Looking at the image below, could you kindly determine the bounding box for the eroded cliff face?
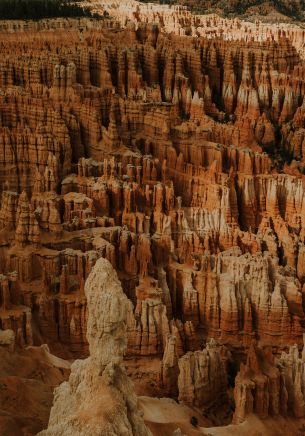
[86,1,305,58]
[0,3,305,432]
[233,338,305,424]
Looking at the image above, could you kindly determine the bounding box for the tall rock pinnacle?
[39,257,152,436]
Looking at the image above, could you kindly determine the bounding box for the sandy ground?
[139,396,210,435]
[139,397,305,436]
[205,414,305,436]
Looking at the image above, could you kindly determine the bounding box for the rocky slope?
[0,329,70,435]
[0,2,305,434]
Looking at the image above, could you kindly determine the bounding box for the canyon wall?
[0,3,304,430]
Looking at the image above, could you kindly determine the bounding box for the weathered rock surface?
[178,339,229,412]
[233,337,305,424]
[160,334,180,396]
[0,2,305,431]
[0,19,304,354]
[39,257,151,436]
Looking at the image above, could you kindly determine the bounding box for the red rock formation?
[178,339,229,412]
[233,339,305,424]
[233,343,283,423]
[160,334,180,397]
[0,5,304,431]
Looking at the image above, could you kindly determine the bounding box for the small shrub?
[190,416,198,427]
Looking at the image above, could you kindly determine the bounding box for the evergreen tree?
[0,0,98,20]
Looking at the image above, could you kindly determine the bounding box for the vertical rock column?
[39,258,152,436]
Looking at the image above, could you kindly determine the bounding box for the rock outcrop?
[0,13,304,358]
[0,2,305,431]
[233,338,305,424]
[39,257,151,436]
[233,342,283,423]
[178,339,228,412]
[160,334,180,397]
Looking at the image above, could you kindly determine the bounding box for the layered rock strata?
[87,1,305,57]
[178,339,229,411]
[233,338,305,423]
[0,18,305,356]
[0,4,304,429]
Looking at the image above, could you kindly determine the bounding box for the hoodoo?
[39,257,151,436]
[0,0,305,434]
